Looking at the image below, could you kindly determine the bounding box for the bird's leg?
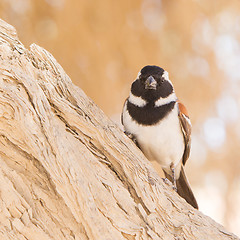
[170,163,177,192]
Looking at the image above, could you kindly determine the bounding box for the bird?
[121,65,198,209]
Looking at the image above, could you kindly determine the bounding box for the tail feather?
[164,166,198,209]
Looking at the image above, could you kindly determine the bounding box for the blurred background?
[1,0,240,236]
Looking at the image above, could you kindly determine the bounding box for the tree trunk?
[0,19,238,240]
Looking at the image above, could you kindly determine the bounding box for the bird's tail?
[164,166,198,209]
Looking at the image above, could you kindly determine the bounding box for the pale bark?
[0,19,238,240]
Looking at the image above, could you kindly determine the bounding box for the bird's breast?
[123,104,185,172]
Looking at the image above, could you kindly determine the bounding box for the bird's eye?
[160,77,164,83]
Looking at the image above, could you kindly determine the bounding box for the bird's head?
[131,65,174,103]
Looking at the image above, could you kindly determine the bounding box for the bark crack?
[1,134,58,195]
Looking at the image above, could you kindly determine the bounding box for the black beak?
[145,76,157,90]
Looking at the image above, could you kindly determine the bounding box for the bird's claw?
[162,178,177,192]
[124,131,140,147]
[162,177,172,186]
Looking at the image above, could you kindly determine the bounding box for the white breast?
[122,103,184,174]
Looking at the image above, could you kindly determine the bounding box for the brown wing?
[177,100,192,166]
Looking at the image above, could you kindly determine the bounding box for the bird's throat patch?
[127,101,176,125]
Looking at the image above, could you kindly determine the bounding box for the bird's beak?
[145,76,157,90]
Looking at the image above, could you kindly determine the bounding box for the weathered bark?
[0,19,238,240]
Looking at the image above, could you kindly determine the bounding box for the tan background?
[1,0,240,236]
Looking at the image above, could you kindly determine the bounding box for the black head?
[131,65,174,103]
